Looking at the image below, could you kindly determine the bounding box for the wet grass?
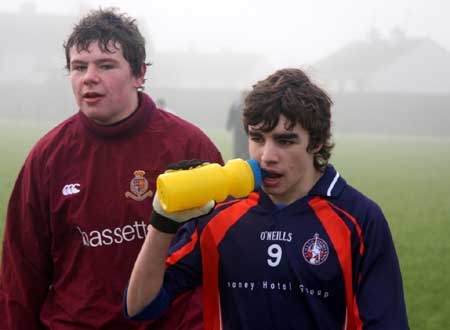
[1,120,449,329]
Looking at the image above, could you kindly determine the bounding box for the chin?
[262,186,279,195]
[82,111,108,123]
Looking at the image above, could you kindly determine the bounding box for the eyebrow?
[273,132,299,140]
[248,130,299,140]
[248,129,261,135]
[70,58,119,66]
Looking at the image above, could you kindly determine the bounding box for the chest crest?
[125,170,153,201]
[302,233,329,265]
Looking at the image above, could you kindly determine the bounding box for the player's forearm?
[126,225,174,317]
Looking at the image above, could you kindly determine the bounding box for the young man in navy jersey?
[0,8,222,330]
[125,68,409,329]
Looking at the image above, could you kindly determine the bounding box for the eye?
[249,135,263,143]
[71,64,87,72]
[278,139,294,146]
[100,63,114,70]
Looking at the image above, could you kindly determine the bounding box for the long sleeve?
[0,150,52,330]
[355,205,409,330]
[139,120,222,330]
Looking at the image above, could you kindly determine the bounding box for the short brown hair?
[64,8,146,77]
[243,68,334,171]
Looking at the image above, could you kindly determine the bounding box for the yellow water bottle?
[157,159,262,212]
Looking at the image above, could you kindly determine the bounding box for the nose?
[260,141,278,165]
[83,65,100,85]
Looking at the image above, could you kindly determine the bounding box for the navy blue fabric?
[137,165,409,329]
[123,285,170,321]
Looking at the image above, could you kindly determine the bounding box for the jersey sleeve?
[0,150,52,329]
[185,129,224,166]
[154,133,220,330]
[123,285,171,321]
[126,122,220,329]
[355,204,409,329]
[124,220,204,328]
[164,220,203,296]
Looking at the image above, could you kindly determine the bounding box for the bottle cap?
[246,159,262,189]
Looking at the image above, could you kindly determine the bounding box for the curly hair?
[64,8,146,77]
[243,68,334,172]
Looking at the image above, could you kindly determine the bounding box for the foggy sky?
[1,0,449,66]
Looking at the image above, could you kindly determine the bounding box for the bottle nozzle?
[246,159,262,189]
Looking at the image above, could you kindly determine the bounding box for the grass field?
[1,118,449,329]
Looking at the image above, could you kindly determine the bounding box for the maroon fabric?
[0,92,222,329]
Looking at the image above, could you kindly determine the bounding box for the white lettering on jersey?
[225,279,331,299]
[260,231,293,242]
[262,281,292,291]
[226,281,255,291]
[299,284,329,298]
[62,183,81,196]
[76,221,148,247]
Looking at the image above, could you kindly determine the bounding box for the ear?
[134,64,147,87]
[139,63,147,78]
[310,143,323,154]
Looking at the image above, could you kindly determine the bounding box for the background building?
[313,28,450,136]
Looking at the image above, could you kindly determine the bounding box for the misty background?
[1,0,450,139]
[2,3,450,329]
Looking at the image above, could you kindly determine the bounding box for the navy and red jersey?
[130,165,409,329]
[0,92,223,330]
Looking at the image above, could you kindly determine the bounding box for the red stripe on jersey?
[166,229,199,267]
[328,202,365,329]
[216,198,240,208]
[200,193,259,330]
[308,196,363,330]
[329,202,365,256]
[171,290,196,306]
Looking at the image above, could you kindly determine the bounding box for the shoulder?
[144,98,222,162]
[314,165,387,229]
[173,195,258,248]
[13,115,80,187]
[27,114,79,162]
[318,165,383,218]
[340,183,382,213]
[141,94,207,139]
[200,195,259,227]
[153,109,210,138]
[331,182,388,234]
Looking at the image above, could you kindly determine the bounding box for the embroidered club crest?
[302,233,329,265]
[125,170,153,201]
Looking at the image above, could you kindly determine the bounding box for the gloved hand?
[150,159,215,234]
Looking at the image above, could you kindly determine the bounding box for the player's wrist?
[150,211,182,234]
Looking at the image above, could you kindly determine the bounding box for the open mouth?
[262,172,282,187]
[261,168,282,178]
[83,92,103,99]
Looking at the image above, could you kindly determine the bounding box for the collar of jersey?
[308,164,346,198]
[78,92,153,138]
[254,164,346,210]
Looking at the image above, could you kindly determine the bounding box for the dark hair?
[64,8,146,77]
[243,68,334,172]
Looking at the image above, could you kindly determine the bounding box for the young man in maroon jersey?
[0,8,222,330]
[124,68,409,329]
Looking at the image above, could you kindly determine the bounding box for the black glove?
[165,159,208,171]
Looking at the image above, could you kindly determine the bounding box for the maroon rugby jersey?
[0,92,223,329]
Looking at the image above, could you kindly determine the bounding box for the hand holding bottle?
[150,159,216,233]
[157,158,262,213]
[150,158,262,233]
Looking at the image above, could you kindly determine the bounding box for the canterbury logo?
[62,183,81,196]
